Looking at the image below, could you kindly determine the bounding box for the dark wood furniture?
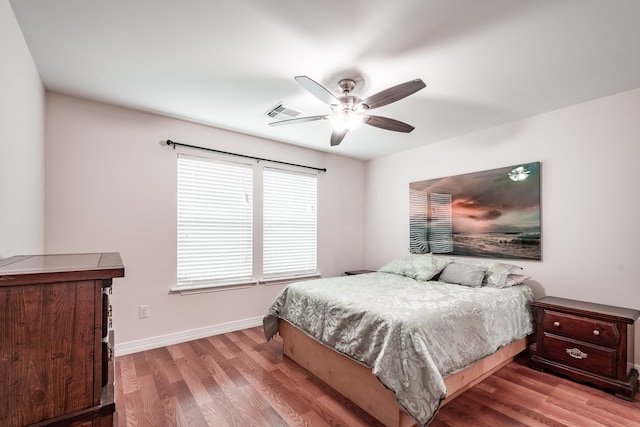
[531,296,639,400]
[0,253,124,427]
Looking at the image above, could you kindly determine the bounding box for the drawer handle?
[566,347,588,360]
[553,321,560,327]
[593,330,600,336]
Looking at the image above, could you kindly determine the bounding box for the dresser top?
[0,253,124,286]
[533,296,640,324]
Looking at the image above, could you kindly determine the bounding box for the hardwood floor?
[115,326,640,426]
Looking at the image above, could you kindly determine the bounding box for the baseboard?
[114,315,264,356]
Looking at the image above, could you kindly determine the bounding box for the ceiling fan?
[269,75,426,146]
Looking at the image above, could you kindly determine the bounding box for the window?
[177,154,253,288]
[176,154,318,290]
[263,167,317,279]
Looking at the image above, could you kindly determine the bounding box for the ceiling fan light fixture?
[269,75,426,146]
[330,110,363,131]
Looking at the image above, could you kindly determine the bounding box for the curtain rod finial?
[160,140,173,146]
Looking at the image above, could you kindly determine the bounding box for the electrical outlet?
[139,305,149,318]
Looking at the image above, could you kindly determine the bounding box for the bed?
[263,255,535,426]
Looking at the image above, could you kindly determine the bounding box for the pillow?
[483,262,524,288]
[380,254,451,281]
[438,262,488,287]
[502,273,531,288]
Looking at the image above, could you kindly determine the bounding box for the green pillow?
[380,254,451,281]
[483,263,524,288]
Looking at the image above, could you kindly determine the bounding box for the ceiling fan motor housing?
[332,95,362,112]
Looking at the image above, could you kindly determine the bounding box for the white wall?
[45,93,365,352]
[364,88,640,364]
[0,0,45,257]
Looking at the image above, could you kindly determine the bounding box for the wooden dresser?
[0,253,124,427]
[531,296,639,400]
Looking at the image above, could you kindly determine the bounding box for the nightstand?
[345,270,375,275]
[531,296,639,400]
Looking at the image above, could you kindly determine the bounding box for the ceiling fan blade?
[361,79,426,110]
[269,115,328,126]
[330,129,348,146]
[363,115,415,133]
[295,76,340,106]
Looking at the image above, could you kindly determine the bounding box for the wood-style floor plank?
[116,326,640,427]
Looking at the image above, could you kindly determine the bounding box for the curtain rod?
[162,140,327,173]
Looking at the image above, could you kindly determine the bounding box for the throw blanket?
[264,272,534,426]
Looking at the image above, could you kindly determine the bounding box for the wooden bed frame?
[279,319,528,427]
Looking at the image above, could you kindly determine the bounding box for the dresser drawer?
[543,310,619,348]
[541,334,617,378]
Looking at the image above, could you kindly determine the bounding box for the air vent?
[265,103,303,119]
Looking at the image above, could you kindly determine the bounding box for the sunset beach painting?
[410,162,541,260]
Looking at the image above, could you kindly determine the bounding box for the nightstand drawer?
[532,296,639,400]
[542,334,617,378]
[543,310,619,348]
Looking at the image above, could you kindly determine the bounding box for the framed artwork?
[410,162,541,260]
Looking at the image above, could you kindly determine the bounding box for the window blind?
[428,192,453,253]
[409,188,429,254]
[263,167,317,279]
[177,154,253,288]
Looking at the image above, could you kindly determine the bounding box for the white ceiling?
[10,0,640,160]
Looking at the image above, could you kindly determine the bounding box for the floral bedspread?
[264,272,534,426]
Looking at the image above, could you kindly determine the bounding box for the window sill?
[169,273,321,294]
[169,281,257,295]
[259,273,321,286]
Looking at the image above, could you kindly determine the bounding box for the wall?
[45,93,365,353]
[0,0,45,257]
[364,88,640,365]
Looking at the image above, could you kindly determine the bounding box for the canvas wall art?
[410,162,541,260]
